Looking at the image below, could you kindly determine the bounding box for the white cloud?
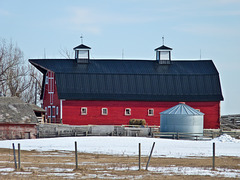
[60,6,155,34]
[0,9,11,16]
[175,24,240,37]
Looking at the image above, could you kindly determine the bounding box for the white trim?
[125,108,131,116]
[45,76,49,84]
[51,106,56,118]
[101,108,108,115]
[60,102,62,119]
[56,106,59,116]
[81,107,87,115]
[148,108,154,116]
[47,106,51,118]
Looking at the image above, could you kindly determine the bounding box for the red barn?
[29,43,223,129]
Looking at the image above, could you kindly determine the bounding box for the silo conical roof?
[160,103,204,115]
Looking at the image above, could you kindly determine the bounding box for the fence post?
[138,143,141,171]
[75,141,78,169]
[12,143,17,170]
[212,142,215,170]
[18,143,21,170]
[146,142,155,170]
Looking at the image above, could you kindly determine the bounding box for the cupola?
[73,44,91,63]
[155,45,172,65]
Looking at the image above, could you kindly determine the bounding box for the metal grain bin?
[160,103,204,139]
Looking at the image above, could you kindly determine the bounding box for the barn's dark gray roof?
[155,45,173,51]
[73,44,91,50]
[0,97,38,124]
[29,59,224,102]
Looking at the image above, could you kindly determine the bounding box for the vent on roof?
[73,44,91,64]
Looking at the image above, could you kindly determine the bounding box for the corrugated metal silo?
[160,103,204,138]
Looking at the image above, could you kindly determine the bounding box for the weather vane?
[162,36,164,45]
[80,35,83,44]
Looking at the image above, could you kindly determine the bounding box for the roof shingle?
[29,59,224,102]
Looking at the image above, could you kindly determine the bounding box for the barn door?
[51,106,56,123]
[47,106,56,123]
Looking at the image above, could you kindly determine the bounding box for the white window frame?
[148,108,154,116]
[81,107,87,115]
[50,93,53,105]
[56,106,59,116]
[102,108,108,115]
[48,71,54,93]
[125,108,131,116]
[48,106,51,118]
[45,76,48,84]
[52,106,56,118]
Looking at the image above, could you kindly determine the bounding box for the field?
[0,148,239,179]
[0,135,239,179]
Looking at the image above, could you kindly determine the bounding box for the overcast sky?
[1,0,240,115]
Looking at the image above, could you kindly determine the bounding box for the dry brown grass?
[0,148,239,179]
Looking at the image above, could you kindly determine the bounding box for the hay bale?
[129,119,146,125]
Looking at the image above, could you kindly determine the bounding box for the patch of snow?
[148,166,240,178]
[41,167,73,172]
[0,168,14,172]
[46,172,76,177]
[212,134,240,143]
[0,136,240,158]
[14,171,33,175]
[8,104,18,113]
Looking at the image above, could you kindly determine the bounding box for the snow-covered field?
[0,134,239,179]
[0,134,239,158]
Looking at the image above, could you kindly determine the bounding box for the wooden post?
[75,141,78,169]
[12,143,17,170]
[146,142,155,170]
[212,142,215,170]
[18,143,21,170]
[138,143,141,171]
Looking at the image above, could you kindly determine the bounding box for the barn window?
[81,107,87,115]
[56,106,59,116]
[45,76,48,84]
[48,71,54,93]
[148,109,154,116]
[102,108,108,115]
[125,108,131,116]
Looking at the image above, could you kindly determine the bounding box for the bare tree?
[0,38,42,104]
[59,47,73,59]
[0,38,25,96]
[21,64,42,104]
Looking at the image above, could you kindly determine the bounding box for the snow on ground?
[0,134,239,158]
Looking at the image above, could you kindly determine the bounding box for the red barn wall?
[62,100,220,129]
[42,71,60,123]
[0,124,37,140]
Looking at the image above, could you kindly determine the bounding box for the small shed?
[0,97,38,140]
[30,104,46,123]
[160,103,204,138]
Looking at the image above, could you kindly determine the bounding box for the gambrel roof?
[29,59,223,102]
